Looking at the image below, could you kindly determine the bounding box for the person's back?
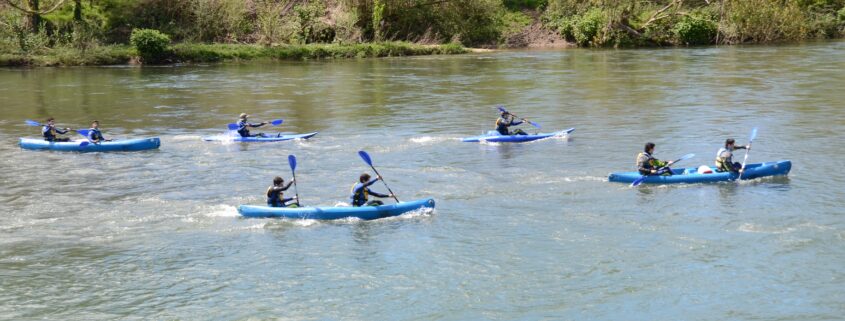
[42,118,69,142]
[267,176,295,207]
[636,142,671,175]
[715,138,746,172]
[495,112,526,136]
[350,173,389,207]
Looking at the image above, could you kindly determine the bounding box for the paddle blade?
[25,119,41,126]
[527,120,541,129]
[288,154,297,171]
[76,129,90,138]
[79,141,89,147]
[271,119,284,126]
[227,123,238,130]
[631,176,647,187]
[676,153,696,163]
[497,106,508,113]
[358,150,373,166]
[749,127,758,142]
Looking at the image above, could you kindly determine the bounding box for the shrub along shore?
[1,0,843,67]
[0,42,468,67]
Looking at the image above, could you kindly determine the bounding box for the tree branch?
[3,0,67,15]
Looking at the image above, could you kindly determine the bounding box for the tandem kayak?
[238,198,435,220]
[462,128,575,143]
[202,132,318,142]
[19,137,160,152]
[608,160,791,185]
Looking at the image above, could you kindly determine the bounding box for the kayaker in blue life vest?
[87,120,111,143]
[42,117,71,142]
[715,138,749,173]
[636,142,674,176]
[237,113,268,138]
[495,111,528,136]
[267,176,297,207]
[350,173,393,207]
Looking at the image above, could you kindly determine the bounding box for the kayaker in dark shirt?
[636,142,674,175]
[495,111,528,136]
[350,173,393,207]
[42,117,71,142]
[237,113,268,138]
[267,176,297,207]
[87,120,111,144]
[715,138,749,173]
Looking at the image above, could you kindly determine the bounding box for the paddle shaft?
[368,165,400,203]
[739,142,754,180]
[290,170,301,206]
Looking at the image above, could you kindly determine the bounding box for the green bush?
[673,15,717,45]
[573,9,605,46]
[130,28,170,63]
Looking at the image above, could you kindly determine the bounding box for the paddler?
[87,120,111,143]
[350,173,393,207]
[637,142,674,176]
[42,117,71,142]
[495,111,528,136]
[236,113,268,138]
[267,176,297,207]
[715,138,749,173]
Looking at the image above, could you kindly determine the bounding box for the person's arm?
[281,181,293,190]
[363,178,379,188]
[510,119,524,126]
[369,190,389,198]
[56,128,69,134]
[735,145,747,150]
[249,122,267,128]
[282,197,295,203]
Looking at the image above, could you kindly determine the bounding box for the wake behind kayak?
[462,128,574,143]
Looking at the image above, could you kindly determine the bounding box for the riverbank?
[0,42,467,67]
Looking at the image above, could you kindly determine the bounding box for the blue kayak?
[462,128,575,143]
[19,137,160,152]
[238,198,435,220]
[202,132,318,142]
[608,160,792,184]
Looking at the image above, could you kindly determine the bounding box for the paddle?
[288,154,301,206]
[631,153,696,187]
[497,106,541,129]
[738,127,758,180]
[25,120,89,147]
[357,150,400,203]
[227,119,284,131]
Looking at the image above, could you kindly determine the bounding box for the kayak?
[202,132,318,142]
[462,128,575,143]
[19,137,160,152]
[608,160,792,185]
[238,198,435,220]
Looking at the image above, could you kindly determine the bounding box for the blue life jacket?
[267,185,283,207]
[42,125,56,141]
[88,128,105,142]
[237,120,250,137]
[350,183,370,207]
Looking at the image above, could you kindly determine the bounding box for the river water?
[1,41,844,320]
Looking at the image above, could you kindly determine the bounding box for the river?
[1,41,844,320]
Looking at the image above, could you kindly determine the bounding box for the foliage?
[130,28,170,63]
[573,8,605,46]
[673,14,717,45]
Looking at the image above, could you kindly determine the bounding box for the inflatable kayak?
[238,198,435,220]
[19,137,160,152]
[462,128,575,143]
[202,132,318,142]
[608,160,791,185]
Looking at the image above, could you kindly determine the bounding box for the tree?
[2,0,67,32]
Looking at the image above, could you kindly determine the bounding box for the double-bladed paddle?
[497,106,541,129]
[25,119,89,147]
[631,153,696,187]
[738,127,758,180]
[227,119,284,131]
[357,150,400,203]
[288,154,301,206]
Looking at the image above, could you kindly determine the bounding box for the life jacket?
[495,116,511,135]
[42,125,57,141]
[88,128,104,141]
[237,120,250,137]
[714,147,733,171]
[267,185,284,207]
[637,152,661,169]
[350,183,369,207]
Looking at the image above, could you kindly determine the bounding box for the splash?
[205,204,240,217]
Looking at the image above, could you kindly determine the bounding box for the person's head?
[644,142,655,153]
[239,113,249,120]
[725,138,735,149]
[359,173,371,183]
[501,111,510,117]
[273,176,283,185]
[46,117,55,125]
[91,120,99,129]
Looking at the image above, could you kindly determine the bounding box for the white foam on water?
[737,223,796,234]
[171,135,203,141]
[409,136,457,145]
[205,204,240,217]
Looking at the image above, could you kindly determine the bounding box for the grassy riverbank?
[0,42,467,67]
